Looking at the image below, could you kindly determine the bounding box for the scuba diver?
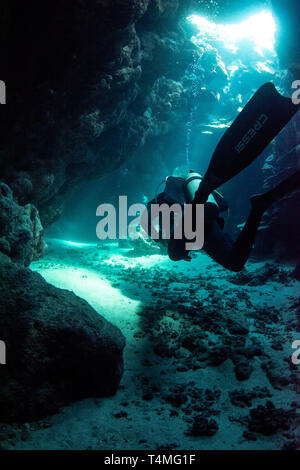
[148,83,300,272]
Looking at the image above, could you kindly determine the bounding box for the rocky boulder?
[0,253,125,422]
[0,182,44,266]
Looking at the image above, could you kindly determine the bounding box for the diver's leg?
[224,206,264,271]
[168,209,263,270]
[203,219,238,271]
[222,170,300,271]
[250,170,300,212]
[170,171,300,269]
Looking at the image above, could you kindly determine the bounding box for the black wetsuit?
[159,176,264,272]
[152,170,300,272]
[202,204,263,272]
[202,169,300,271]
[166,201,264,272]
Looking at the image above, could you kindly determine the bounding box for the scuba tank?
[146,170,229,252]
[184,170,219,221]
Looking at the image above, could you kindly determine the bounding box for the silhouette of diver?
[151,83,300,271]
[167,170,300,271]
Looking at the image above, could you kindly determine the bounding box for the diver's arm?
[168,238,191,262]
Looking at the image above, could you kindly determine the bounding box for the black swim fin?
[194,83,300,203]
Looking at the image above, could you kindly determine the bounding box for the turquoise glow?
[188,11,276,54]
[60,240,98,248]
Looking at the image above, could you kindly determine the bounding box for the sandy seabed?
[2,238,300,450]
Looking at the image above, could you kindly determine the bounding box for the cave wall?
[256,72,300,260]
[1,0,193,228]
[254,0,300,260]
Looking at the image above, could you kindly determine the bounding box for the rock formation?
[0,252,125,422]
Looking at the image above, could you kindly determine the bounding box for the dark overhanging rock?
[0,1,199,230]
[2,0,152,226]
[0,252,125,422]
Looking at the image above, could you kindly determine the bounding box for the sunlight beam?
[187,11,276,54]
